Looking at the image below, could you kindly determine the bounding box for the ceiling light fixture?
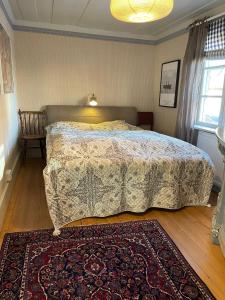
[110,0,174,23]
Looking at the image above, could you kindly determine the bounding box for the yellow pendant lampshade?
[110,0,174,23]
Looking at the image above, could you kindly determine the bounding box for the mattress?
[43,121,214,231]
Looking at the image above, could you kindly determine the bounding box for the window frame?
[196,60,225,129]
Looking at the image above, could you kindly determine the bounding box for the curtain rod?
[189,11,225,28]
[207,11,225,22]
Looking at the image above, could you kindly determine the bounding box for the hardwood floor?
[1,158,225,299]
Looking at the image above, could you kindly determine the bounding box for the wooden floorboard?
[0,158,225,299]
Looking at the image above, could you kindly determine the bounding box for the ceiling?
[2,0,225,43]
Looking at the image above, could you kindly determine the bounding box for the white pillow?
[47,120,141,132]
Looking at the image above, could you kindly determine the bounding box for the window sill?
[194,124,216,134]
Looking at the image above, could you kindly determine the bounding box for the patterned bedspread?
[43,122,214,230]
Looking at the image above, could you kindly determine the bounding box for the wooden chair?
[18,110,47,160]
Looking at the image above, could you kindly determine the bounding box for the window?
[197,59,225,128]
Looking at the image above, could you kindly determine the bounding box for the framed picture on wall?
[0,23,14,94]
[159,60,180,108]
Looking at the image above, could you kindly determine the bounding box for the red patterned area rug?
[0,220,214,299]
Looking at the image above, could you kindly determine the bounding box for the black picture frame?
[159,59,180,108]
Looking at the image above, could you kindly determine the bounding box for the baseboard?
[0,152,21,230]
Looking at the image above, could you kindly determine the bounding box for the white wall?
[15,31,155,112]
[14,31,189,137]
[0,7,19,227]
[153,33,188,136]
[13,31,199,138]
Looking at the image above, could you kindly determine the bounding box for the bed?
[43,105,214,234]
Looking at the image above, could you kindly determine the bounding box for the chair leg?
[39,139,45,159]
[43,138,47,159]
[23,139,28,162]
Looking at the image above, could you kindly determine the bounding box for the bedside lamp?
[88,93,98,106]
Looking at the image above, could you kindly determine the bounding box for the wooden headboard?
[45,105,138,125]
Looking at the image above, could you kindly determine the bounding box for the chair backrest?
[18,110,46,137]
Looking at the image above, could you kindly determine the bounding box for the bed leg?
[53,229,61,236]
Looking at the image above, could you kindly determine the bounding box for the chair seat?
[21,135,46,140]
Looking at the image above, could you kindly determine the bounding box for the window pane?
[202,68,225,96]
[205,59,225,68]
[198,97,222,125]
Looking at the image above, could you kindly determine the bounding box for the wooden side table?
[137,112,154,130]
